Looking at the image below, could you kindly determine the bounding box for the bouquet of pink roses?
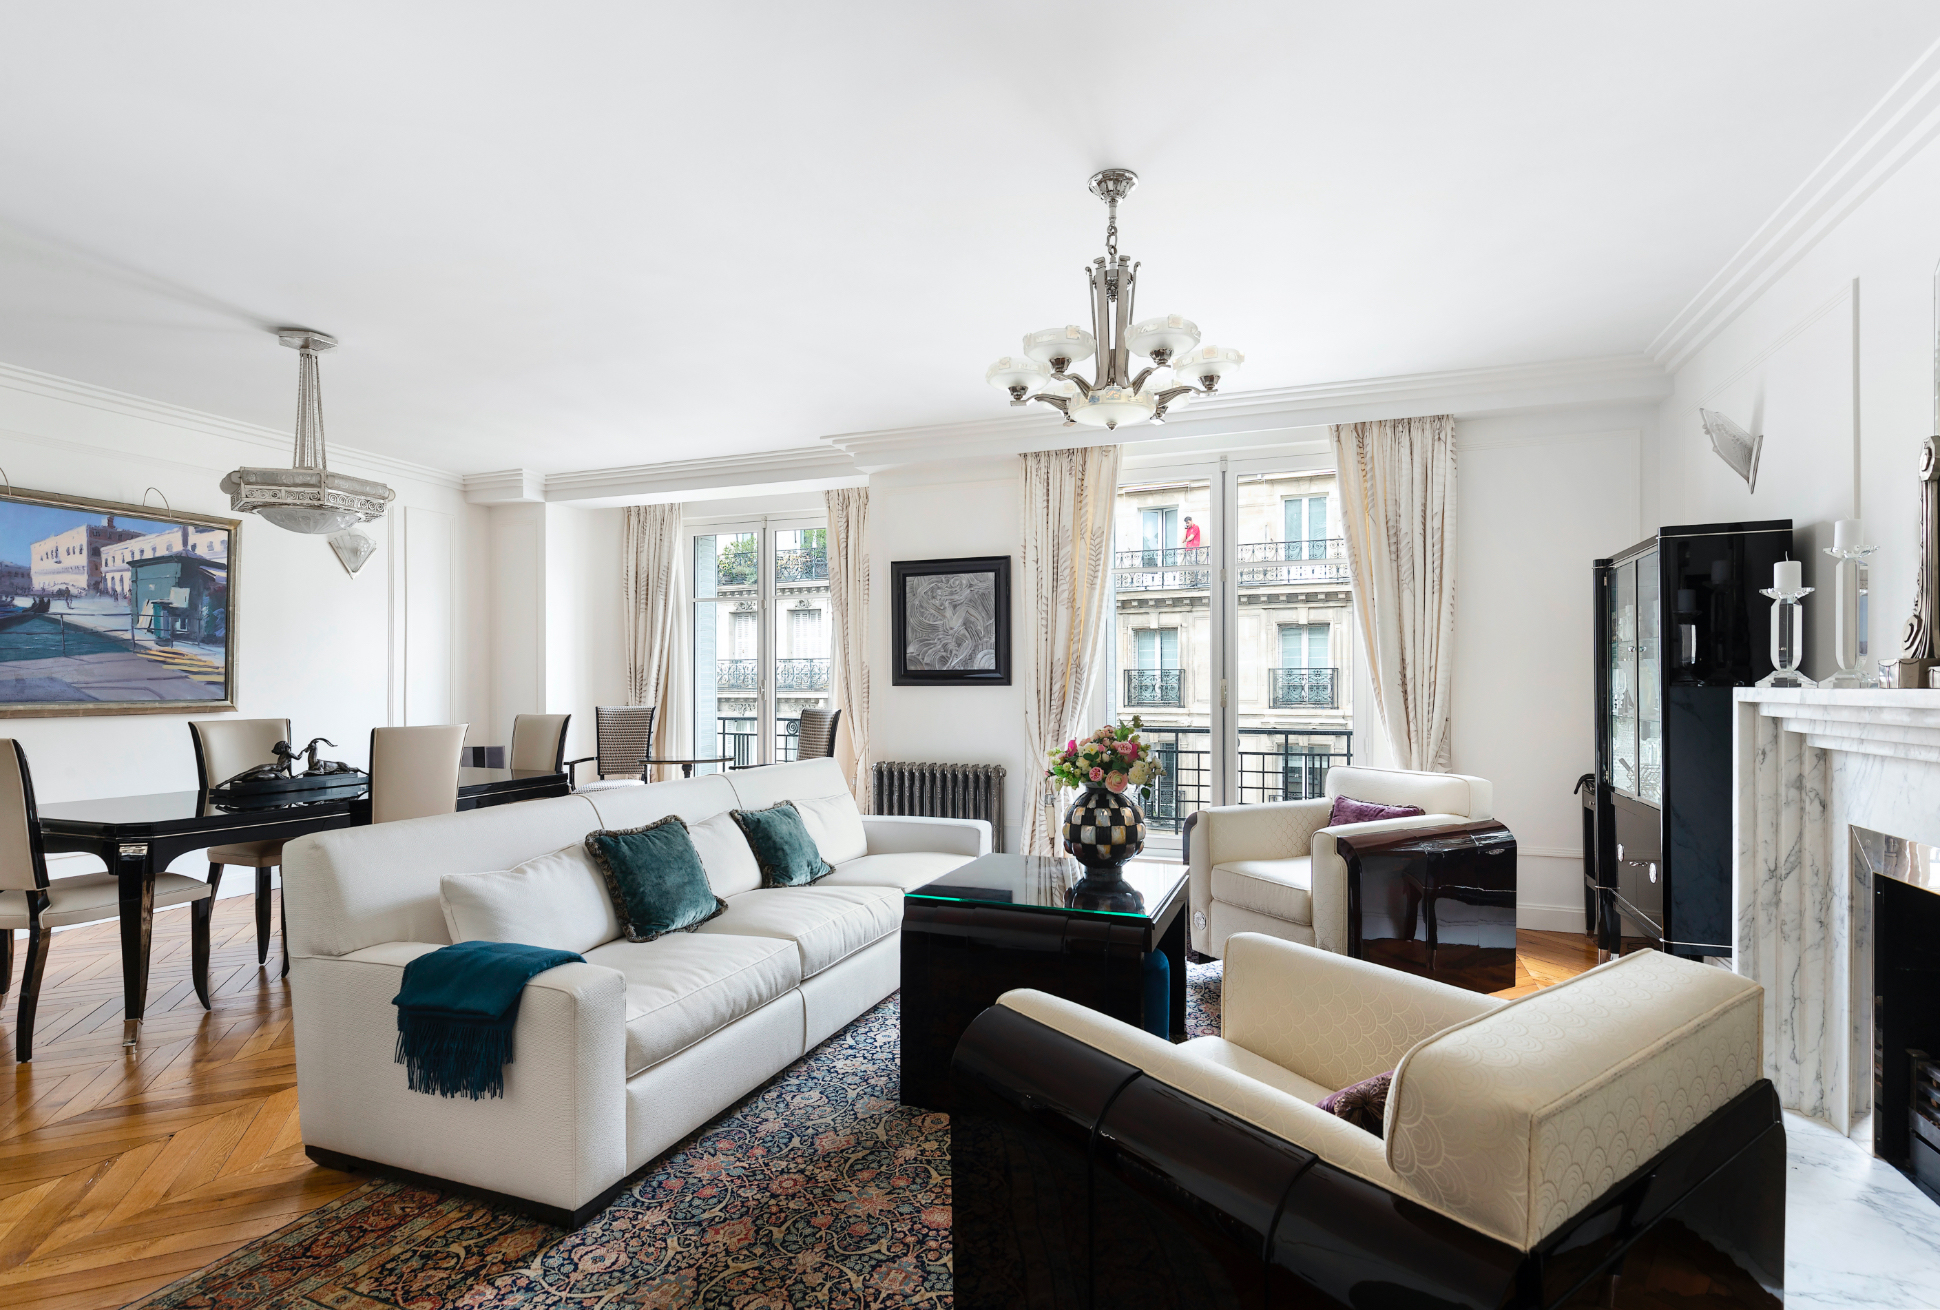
[1046,715,1164,796]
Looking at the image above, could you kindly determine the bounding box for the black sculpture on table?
[223,740,305,785]
[300,738,361,775]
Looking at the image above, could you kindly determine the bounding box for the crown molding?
[0,358,463,489]
[539,445,865,507]
[463,469,546,504]
[1649,38,1940,374]
[822,355,1669,471]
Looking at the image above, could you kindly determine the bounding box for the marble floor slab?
[1786,1112,1940,1307]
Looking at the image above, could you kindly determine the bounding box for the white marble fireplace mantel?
[1734,687,1940,1134]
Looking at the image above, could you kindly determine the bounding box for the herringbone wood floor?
[0,894,359,1310]
[0,895,1598,1310]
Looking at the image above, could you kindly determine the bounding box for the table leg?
[115,842,156,1046]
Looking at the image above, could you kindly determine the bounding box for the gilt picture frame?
[891,555,1011,686]
[0,485,239,717]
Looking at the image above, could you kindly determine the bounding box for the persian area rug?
[131,964,1224,1309]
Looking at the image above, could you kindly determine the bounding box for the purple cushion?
[1328,795,1426,826]
[1316,1070,1394,1137]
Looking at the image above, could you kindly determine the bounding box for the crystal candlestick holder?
[1822,542,1877,688]
[1757,584,1816,688]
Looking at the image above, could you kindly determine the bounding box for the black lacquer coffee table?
[899,853,1188,1112]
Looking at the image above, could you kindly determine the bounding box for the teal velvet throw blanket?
[392,940,583,1100]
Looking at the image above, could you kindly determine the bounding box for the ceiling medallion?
[220,329,396,535]
[986,169,1244,431]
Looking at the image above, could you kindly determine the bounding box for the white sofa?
[282,757,987,1226]
[1184,764,1492,958]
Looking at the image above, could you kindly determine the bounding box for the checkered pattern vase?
[1061,786,1147,870]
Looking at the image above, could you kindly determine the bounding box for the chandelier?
[220,329,395,535]
[985,169,1243,430]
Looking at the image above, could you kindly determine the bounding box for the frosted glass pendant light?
[984,170,1244,430]
[220,330,395,535]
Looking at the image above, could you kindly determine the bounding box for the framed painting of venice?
[0,485,239,716]
[891,555,1011,686]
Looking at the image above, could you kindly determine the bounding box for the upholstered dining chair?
[0,739,214,1061]
[368,725,469,824]
[566,705,655,791]
[795,707,842,761]
[191,718,291,967]
[509,713,571,775]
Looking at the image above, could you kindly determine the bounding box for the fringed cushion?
[731,800,833,887]
[585,815,728,943]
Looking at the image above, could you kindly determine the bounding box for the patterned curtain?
[622,504,685,782]
[824,487,872,810]
[1020,445,1123,854]
[1330,415,1458,771]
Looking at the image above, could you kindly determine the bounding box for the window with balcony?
[692,519,829,770]
[1113,465,1355,839]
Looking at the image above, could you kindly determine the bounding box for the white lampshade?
[1066,385,1157,431]
[1023,325,1096,369]
[986,355,1050,394]
[1173,345,1244,389]
[1126,314,1200,361]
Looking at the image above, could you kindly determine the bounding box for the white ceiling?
[0,2,1933,476]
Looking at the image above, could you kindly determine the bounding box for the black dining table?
[35,767,570,1043]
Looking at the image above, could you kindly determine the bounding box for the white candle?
[1775,559,1803,592]
[1834,519,1862,550]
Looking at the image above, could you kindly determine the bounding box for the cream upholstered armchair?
[1184,764,1492,959]
[952,934,1783,1307]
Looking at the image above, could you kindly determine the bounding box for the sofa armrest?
[1387,948,1764,1249]
[1187,799,1332,954]
[862,814,991,857]
[1308,811,1470,954]
[291,942,628,1215]
[1219,933,1500,1089]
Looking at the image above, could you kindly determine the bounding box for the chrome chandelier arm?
[1129,366,1158,395]
[1051,372,1092,398]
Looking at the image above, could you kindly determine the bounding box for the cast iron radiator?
[871,762,1007,852]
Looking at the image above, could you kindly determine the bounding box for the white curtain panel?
[622,503,685,783]
[824,487,872,810]
[1330,415,1458,772]
[1019,444,1123,854]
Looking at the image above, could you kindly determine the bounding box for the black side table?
[900,853,1188,1111]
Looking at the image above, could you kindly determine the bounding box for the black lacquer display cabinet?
[1589,520,1791,957]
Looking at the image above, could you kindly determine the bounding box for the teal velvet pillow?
[584,816,727,943]
[730,800,832,888]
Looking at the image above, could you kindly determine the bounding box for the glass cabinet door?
[1608,560,1639,796]
[1636,550,1662,804]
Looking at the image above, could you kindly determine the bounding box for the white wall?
[544,503,627,766]
[0,364,480,893]
[1451,412,1648,929]
[866,459,1032,854]
[1652,125,1940,679]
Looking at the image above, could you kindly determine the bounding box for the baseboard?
[1517,901,1587,932]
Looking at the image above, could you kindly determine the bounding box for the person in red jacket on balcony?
[1181,516,1201,550]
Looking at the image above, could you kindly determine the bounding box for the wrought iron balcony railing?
[776,547,828,583]
[1115,568,1212,592]
[1237,560,1350,587]
[1114,546,1209,568]
[1238,537,1345,562]
[1270,666,1339,707]
[1124,668,1183,706]
[717,657,831,691]
[1129,726,1354,833]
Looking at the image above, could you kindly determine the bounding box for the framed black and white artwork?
[891,555,1011,686]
